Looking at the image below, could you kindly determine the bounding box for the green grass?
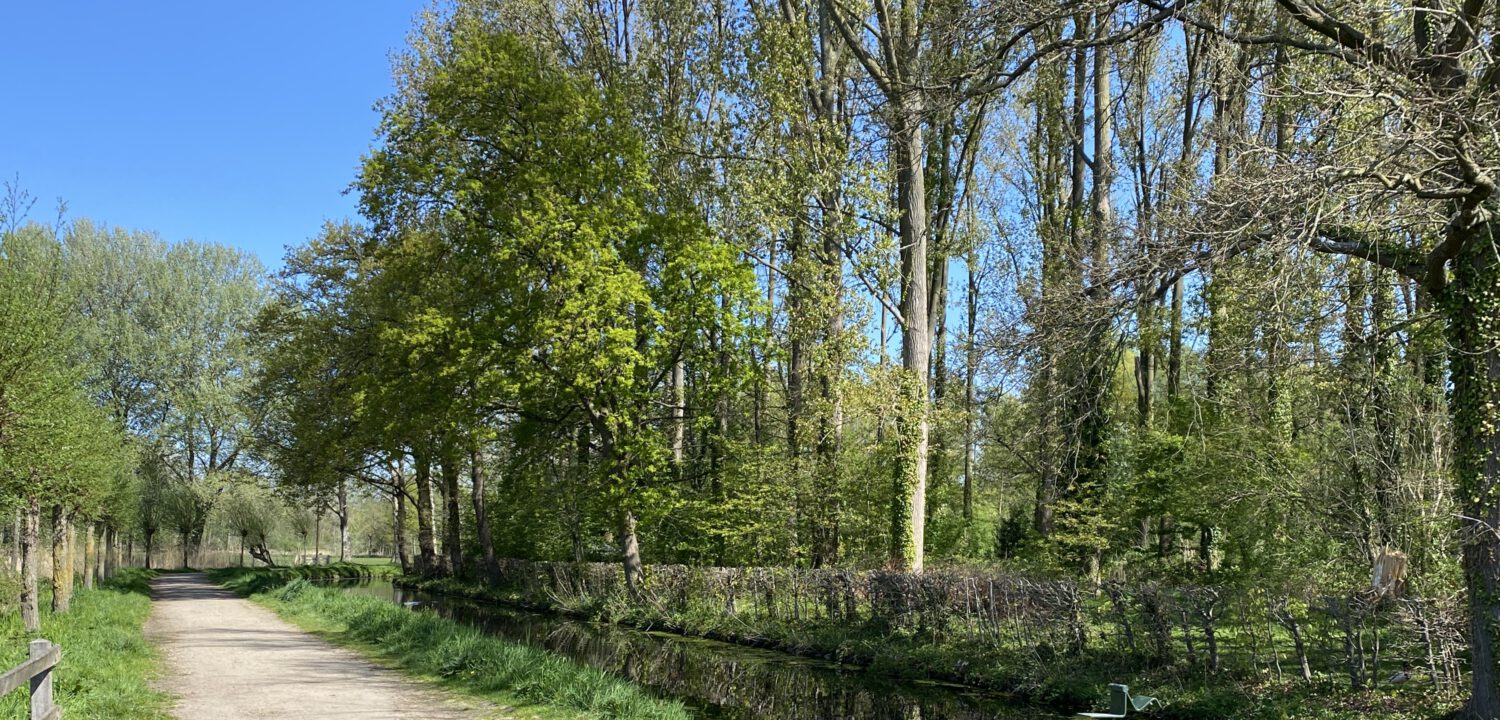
[214,568,689,720]
[0,569,170,720]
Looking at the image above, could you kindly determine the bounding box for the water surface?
[339,580,1060,720]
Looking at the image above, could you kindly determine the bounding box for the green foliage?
[0,569,169,720]
[0,222,132,529]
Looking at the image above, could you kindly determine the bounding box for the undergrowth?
[0,568,169,720]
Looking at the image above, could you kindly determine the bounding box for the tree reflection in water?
[339,581,1055,720]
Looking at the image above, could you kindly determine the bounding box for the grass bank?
[210,567,689,720]
[212,561,396,595]
[399,574,1455,720]
[0,568,169,720]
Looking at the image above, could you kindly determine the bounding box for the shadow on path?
[144,572,494,720]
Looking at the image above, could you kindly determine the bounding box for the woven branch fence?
[487,558,1468,689]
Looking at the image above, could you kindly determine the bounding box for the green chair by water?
[1077,683,1157,718]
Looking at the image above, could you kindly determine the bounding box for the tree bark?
[963,246,979,522]
[890,97,931,573]
[144,529,154,570]
[619,505,644,600]
[20,497,39,632]
[671,360,686,465]
[394,483,410,575]
[1446,236,1500,720]
[572,425,590,563]
[439,438,463,576]
[100,526,111,579]
[338,478,351,563]
[83,522,96,590]
[50,506,69,613]
[471,440,498,583]
[413,447,439,576]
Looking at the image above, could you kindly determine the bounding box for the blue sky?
[0,2,423,271]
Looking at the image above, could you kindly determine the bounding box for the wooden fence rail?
[0,640,61,720]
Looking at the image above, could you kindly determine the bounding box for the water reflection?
[338,580,1058,720]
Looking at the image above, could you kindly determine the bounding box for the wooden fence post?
[29,639,57,720]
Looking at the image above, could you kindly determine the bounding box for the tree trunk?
[573,425,590,563]
[671,360,686,465]
[144,529,154,570]
[1447,237,1500,720]
[414,448,438,576]
[64,514,75,600]
[83,522,96,590]
[1167,278,1183,401]
[755,242,775,447]
[338,478,351,563]
[99,526,110,580]
[787,222,810,564]
[595,421,645,598]
[712,298,730,567]
[50,506,69,613]
[20,498,39,632]
[891,100,930,573]
[394,485,411,575]
[620,506,644,600]
[1032,73,1065,538]
[963,245,979,522]
[471,441,498,583]
[439,442,463,577]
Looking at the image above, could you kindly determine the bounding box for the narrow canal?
[338,580,1061,720]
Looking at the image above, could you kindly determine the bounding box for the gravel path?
[145,572,495,720]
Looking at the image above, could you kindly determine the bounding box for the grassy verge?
[210,568,689,720]
[211,561,396,595]
[0,568,169,720]
[399,575,1455,720]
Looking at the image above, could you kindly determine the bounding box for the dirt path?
[145,572,496,720]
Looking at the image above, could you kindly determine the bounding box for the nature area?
[4,1,1500,719]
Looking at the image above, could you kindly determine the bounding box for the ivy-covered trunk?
[891,101,930,573]
[1447,235,1500,720]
